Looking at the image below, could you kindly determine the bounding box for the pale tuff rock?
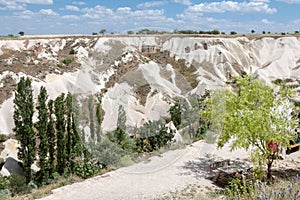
[0,36,300,135]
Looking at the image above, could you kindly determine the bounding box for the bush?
[226,176,253,199]
[0,189,11,199]
[8,174,30,195]
[69,49,75,55]
[0,134,6,142]
[107,128,135,152]
[0,175,9,190]
[73,153,100,179]
[87,138,125,168]
[62,59,72,66]
[254,176,300,200]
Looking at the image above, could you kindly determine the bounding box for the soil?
[39,140,300,200]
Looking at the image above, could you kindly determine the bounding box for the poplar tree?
[47,99,56,177]
[35,86,49,182]
[65,93,73,167]
[54,94,66,174]
[88,95,95,140]
[95,94,103,142]
[13,77,35,183]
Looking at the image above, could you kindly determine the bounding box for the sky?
[0,0,299,35]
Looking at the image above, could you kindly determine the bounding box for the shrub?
[62,59,72,66]
[226,176,253,199]
[69,49,75,55]
[0,134,6,142]
[87,138,124,168]
[254,176,300,200]
[0,175,9,190]
[8,174,30,195]
[73,152,100,179]
[0,189,11,199]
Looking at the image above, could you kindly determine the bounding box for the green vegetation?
[133,28,222,35]
[8,74,299,199]
[224,175,300,200]
[99,29,106,34]
[69,49,75,55]
[62,59,72,66]
[35,86,49,183]
[13,77,35,183]
[201,76,297,180]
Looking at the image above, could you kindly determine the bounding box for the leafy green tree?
[201,76,297,180]
[18,31,24,36]
[54,94,66,174]
[35,86,49,182]
[13,77,35,183]
[47,99,56,177]
[99,29,106,34]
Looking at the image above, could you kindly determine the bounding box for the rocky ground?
[39,141,300,200]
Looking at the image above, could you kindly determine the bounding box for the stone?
[208,159,252,188]
[2,157,24,176]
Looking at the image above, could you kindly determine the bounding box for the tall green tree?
[65,93,73,169]
[88,95,95,140]
[54,94,66,174]
[117,105,126,131]
[13,77,35,183]
[47,99,56,177]
[95,94,103,142]
[201,76,297,180]
[35,86,49,182]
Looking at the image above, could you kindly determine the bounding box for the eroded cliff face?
[0,35,300,135]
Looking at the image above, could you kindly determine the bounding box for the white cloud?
[261,18,273,24]
[137,1,166,8]
[62,15,80,20]
[72,1,86,5]
[65,5,80,11]
[0,0,53,4]
[82,5,114,18]
[39,9,58,16]
[117,7,132,13]
[0,0,52,11]
[277,0,300,3]
[13,9,35,18]
[0,3,26,10]
[172,0,192,5]
[186,1,277,14]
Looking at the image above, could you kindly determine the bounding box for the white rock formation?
[0,35,299,135]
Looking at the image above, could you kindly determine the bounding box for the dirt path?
[40,141,250,200]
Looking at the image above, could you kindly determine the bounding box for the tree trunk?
[267,161,272,180]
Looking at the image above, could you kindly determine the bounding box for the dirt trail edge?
[39,141,250,200]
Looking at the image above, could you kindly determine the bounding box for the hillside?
[0,35,300,135]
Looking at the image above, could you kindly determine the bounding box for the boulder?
[1,157,24,176]
[208,159,252,188]
[0,139,19,161]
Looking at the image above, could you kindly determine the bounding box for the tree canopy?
[200,76,298,179]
